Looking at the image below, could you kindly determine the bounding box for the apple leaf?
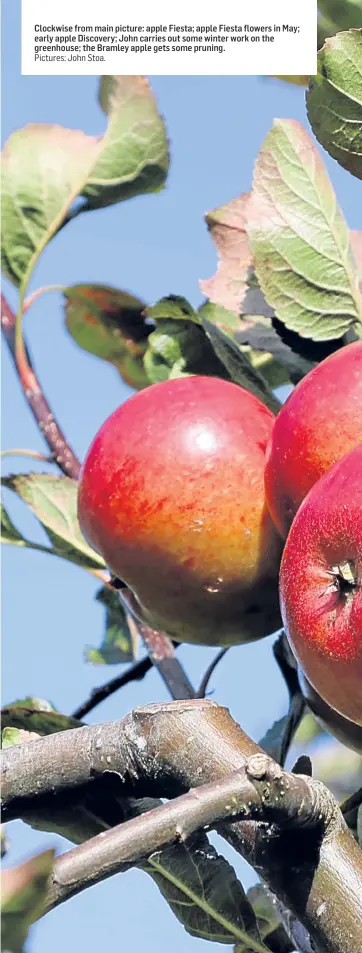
[199,195,254,314]
[85,587,138,665]
[81,75,169,211]
[268,75,310,86]
[1,698,83,735]
[2,474,106,571]
[144,832,264,950]
[143,297,230,384]
[247,120,362,341]
[1,124,99,292]
[236,321,315,384]
[1,850,55,953]
[351,231,362,292]
[197,300,243,333]
[1,501,29,547]
[201,318,281,414]
[318,0,362,31]
[244,883,292,952]
[147,295,198,323]
[2,852,53,942]
[2,727,41,748]
[64,283,150,390]
[307,30,362,182]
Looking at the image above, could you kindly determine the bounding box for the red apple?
[280,444,362,725]
[298,669,362,754]
[78,376,283,646]
[265,341,362,538]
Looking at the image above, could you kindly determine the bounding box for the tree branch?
[119,594,196,701]
[1,293,81,479]
[71,653,153,719]
[45,758,323,931]
[2,699,362,953]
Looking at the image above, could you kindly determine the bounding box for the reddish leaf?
[199,195,253,315]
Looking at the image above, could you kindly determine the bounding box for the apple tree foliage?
[1,15,362,953]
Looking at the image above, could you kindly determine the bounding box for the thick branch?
[2,699,362,953]
[1,293,81,479]
[45,758,321,925]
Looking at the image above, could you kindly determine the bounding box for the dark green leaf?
[1,850,55,953]
[144,832,266,950]
[246,884,292,952]
[201,319,281,414]
[64,284,150,390]
[82,76,169,211]
[235,321,315,384]
[147,295,198,323]
[85,587,137,665]
[307,30,362,181]
[2,698,83,735]
[143,304,230,385]
[318,0,362,31]
[2,474,105,571]
[247,120,362,341]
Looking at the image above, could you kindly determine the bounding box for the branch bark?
[1,293,81,479]
[2,699,362,953]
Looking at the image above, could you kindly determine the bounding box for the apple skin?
[280,444,362,726]
[265,341,362,538]
[298,669,362,754]
[78,376,283,646]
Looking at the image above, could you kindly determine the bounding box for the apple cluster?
[78,341,362,747]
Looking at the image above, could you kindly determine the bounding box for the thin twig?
[272,632,306,767]
[72,654,153,719]
[197,647,229,698]
[1,293,81,479]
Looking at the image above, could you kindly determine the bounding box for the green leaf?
[1,125,99,293]
[1,501,28,547]
[147,295,198,323]
[85,587,138,665]
[1,849,55,953]
[82,76,169,211]
[247,120,362,341]
[144,833,266,951]
[198,301,243,333]
[2,474,105,571]
[318,0,362,31]
[1,698,83,736]
[64,283,150,389]
[235,321,315,384]
[201,318,281,414]
[2,727,41,749]
[294,712,324,745]
[143,297,230,385]
[246,884,292,951]
[307,30,362,181]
